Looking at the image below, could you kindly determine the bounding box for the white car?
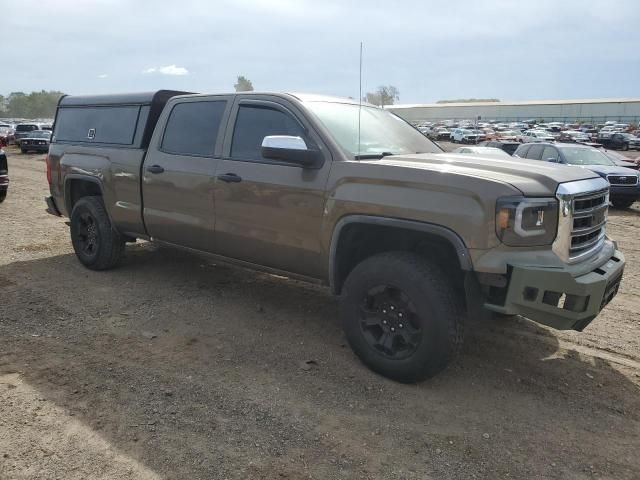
[518,130,555,143]
[450,128,480,143]
[452,146,512,159]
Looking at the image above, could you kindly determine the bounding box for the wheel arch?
[64,175,106,216]
[329,215,472,295]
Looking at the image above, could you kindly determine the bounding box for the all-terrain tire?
[340,251,464,383]
[70,196,125,270]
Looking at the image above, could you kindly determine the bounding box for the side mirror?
[261,135,322,168]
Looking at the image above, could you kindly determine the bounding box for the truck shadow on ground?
[1,244,639,479]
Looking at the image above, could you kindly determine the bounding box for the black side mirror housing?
[261,145,323,168]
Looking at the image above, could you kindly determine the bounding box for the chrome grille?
[607,175,638,186]
[553,178,610,264]
[570,188,608,259]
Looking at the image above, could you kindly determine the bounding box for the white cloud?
[142,64,189,76]
[97,73,108,78]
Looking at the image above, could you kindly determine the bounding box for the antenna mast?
[358,42,363,160]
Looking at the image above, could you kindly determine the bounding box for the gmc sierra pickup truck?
[45,90,625,382]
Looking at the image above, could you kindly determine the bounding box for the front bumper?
[483,248,625,331]
[609,184,640,199]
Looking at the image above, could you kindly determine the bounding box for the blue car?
[514,142,640,209]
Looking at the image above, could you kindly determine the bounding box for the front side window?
[231,105,305,160]
[162,101,226,156]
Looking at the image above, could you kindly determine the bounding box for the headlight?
[496,196,558,246]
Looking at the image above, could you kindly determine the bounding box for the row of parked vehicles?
[0,121,53,152]
[418,120,640,151]
[452,140,640,209]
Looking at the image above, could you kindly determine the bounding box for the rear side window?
[231,105,305,161]
[527,144,544,160]
[514,144,530,157]
[542,146,559,162]
[55,106,141,145]
[161,101,227,156]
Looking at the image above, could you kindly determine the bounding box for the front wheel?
[20,148,27,154]
[611,198,636,209]
[0,190,6,203]
[340,252,464,383]
[70,196,125,270]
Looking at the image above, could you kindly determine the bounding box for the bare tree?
[234,76,254,92]
[364,85,399,107]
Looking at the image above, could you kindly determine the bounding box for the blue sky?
[3,0,639,103]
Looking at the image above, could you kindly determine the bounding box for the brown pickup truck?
[45,91,625,382]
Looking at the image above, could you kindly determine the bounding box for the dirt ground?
[1,145,639,480]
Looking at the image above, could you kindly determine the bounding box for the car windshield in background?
[304,101,441,158]
[561,147,616,166]
[16,124,39,132]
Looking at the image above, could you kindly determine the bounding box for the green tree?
[5,91,64,118]
[234,76,254,92]
[364,85,399,107]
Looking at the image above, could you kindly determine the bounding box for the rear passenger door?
[213,96,332,278]
[142,96,233,252]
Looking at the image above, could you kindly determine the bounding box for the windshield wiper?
[354,151,396,160]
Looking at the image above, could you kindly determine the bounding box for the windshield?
[16,124,38,132]
[304,101,441,158]
[561,147,616,166]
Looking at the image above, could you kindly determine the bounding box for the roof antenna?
[358,42,363,160]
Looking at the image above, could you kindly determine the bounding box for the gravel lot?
[1,145,639,479]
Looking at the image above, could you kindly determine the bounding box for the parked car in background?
[518,130,555,143]
[0,126,15,147]
[598,132,630,151]
[451,146,511,159]
[496,130,519,141]
[450,128,480,143]
[514,142,640,209]
[19,130,52,153]
[428,127,451,141]
[558,130,592,143]
[620,133,640,150]
[481,140,520,155]
[0,149,8,203]
[13,123,47,144]
[602,150,640,170]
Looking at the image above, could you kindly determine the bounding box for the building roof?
[390,98,640,109]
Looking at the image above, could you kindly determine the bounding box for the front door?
[142,97,232,252]
[213,97,332,278]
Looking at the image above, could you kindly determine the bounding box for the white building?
[388,98,640,124]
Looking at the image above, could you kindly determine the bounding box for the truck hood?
[373,152,600,196]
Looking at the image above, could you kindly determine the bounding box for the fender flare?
[63,174,106,217]
[328,215,473,294]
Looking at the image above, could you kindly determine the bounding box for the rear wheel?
[611,198,636,209]
[0,190,6,203]
[70,196,125,270]
[340,252,464,383]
